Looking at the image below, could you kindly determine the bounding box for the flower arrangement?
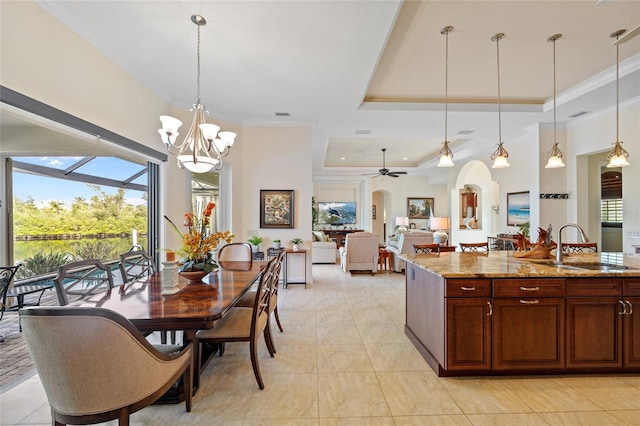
[291,238,304,245]
[164,202,233,273]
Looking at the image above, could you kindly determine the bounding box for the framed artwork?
[507,191,530,226]
[407,197,434,219]
[260,190,294,228]
[372,205,377,220]
[317,202,357,225]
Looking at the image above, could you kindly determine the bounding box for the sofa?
[386,230,434,273]
[339,231,379,274]
[311,231,337,264]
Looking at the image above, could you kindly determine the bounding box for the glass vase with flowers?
[164,202,233,281]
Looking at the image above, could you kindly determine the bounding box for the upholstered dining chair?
[52,259,114,306]
[236,248,285,354]
[19,306,192,426]
[459,242,489,252]
[0,265,21,342]
[413,243,441,254]
[561,242,598,253]
[197,256,277,389]
[217,242,253,262]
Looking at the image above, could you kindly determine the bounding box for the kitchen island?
[401,251,640,376]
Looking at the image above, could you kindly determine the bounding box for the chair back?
[413,243,440,254]
[19,306,192,424]
[53,259,114,306]
[1,265,21,311]
[217,242,253,262]
[562,242,598,253]
[459,242,489,252]
[119,250,155,285]
[252,257,278,336]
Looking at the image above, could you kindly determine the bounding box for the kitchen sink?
[556,262,638,272]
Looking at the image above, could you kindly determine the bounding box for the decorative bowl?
[179,270,209,283]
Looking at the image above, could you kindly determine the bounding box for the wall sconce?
[492,205,500,214]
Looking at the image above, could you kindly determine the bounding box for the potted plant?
[291,238,304,251]
[273,239,281,249]
[248,234,263,253]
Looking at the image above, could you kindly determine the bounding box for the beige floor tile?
[466,413,549,425]
[277,309,317,326]
[365,342,430,372]
[269,324,317,345]
[261,343,317,374]
[393,415,472,425]
[377,371,462,416]
[317,323,363,345]
[244,373,318,419]
[441,378,534,414]
[563,376,640,410]
[538,410,626,425]
[501,377,602,412]
[346,296,382,311]
[608,409,640,425]
[319,417,395,425]
[356,323,407,344]
[316,297,352,311]
[316,310,356,326]
[317,344,374,373]
[350,310,392,327]
[0,377,48,424]
[244,419,319,425]
[318,372,390,418]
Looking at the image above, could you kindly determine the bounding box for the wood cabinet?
[624,279,640,367]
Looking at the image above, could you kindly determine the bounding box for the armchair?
[339,231,379,274]
[386,231,434,272]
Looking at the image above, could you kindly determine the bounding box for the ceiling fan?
[364,148,408,178]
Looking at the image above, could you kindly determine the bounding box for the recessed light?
[355,129,372,135]
[403,157,408,161]
[275,112,290,117]
[340,157,346,160]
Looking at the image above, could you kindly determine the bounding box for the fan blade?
[362,172,380,176]
[387,173,400,178]
[388,171,407,175]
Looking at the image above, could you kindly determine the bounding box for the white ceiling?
[32,0,640,176]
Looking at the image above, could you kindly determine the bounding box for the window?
[601,198,623,225]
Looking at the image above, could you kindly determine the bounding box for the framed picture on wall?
[507,191,530,226]
[372,205,377,220]
[407,197,434,219]
[260,190,294,228]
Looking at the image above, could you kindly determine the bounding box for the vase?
[179,269,209,283]
[293,244,299,252]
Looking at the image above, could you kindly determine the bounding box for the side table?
[378,248,393,272]
[284,249,307,288]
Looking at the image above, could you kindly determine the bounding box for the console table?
[284,249,307,288]
[321,229,364,249]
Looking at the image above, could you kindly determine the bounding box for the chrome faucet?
[556,223,589,264]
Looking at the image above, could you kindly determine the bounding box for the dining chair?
[0,265,22,342]
[19,306,193,425]
[459,242,489,252]
[217,242,253,262]
[437,246,457,252]
[196,256,277,389]
[52,259,114,306]
[236,248,286,354]
[413,243,441,254]
[562,242,598,253]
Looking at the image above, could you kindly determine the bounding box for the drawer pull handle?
[486,301,493,316]
[626,300,633,315]
[619,300,627,315]
[519,286,540,291]
[461,286,476,291]
[520,299,539,304]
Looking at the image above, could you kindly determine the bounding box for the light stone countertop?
[400,251,640,279]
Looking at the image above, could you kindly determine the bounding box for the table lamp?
[430,217,450,245]
[395,217,409,233]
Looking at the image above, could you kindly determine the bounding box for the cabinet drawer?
[493,279,565,297]
[566,278,622,296]
[624,279,640,296]
[446,279,491,297]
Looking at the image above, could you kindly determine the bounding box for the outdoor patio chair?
[53,259,114,306]
[0,265,21,342]
[20,306,192,425]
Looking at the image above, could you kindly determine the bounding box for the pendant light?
[437,26,455,168]
[606,29,630,168]
[490,33,510,168]
[545,34,565,168]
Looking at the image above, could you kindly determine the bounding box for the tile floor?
[2,263,640,425]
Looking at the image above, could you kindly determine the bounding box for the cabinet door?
[446,298,491,370]
[566,297,623,368]
[493,298,565,370]
[624,297,640,367]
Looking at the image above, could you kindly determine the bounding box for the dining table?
[77,259,266,402]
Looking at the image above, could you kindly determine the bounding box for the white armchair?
[311,231,337,264]
[339,231,379,274]
[386,231,434,272]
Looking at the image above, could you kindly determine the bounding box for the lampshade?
[395,217,409,227]
[430,217,450,231]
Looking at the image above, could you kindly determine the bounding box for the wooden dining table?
[77,260,266,401]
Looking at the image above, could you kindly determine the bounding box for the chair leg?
[264,321,276,356]
[160,331,167,344]
[273,306,284,332]
[117,407,129,425]
[250,336,265,390]
[183,363,193,412]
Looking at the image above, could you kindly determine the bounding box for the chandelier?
[490,33,510,169]
[606,29,630,168]
[545,34,565,168]
[437,26,455,168]
[158,14,236,174]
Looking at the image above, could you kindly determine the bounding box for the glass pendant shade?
[491,142,510,168]
[607,141,630,167]
[177,154,219,173]
[545,142,565,168]
[437,140,454,167]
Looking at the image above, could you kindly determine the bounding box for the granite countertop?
[400,251,640,278]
